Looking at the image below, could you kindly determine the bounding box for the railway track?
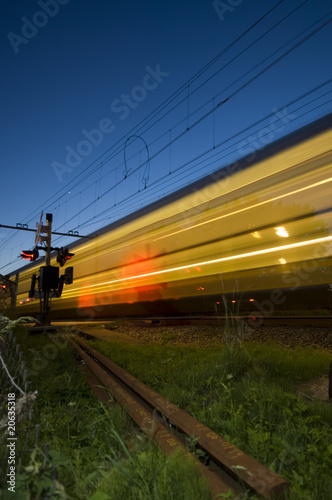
[55,315,332,327]
[67,334,290,499]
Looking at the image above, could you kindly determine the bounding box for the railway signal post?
[1,213,89,328]
[38,213,55,325]
[20,213,75,327]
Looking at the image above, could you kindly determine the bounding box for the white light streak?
[154,177,332,241]
[66,235,332,295]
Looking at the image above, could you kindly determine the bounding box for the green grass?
[96,438,210,500]
[245,342,331,383]
[88,339,332,500]
[1,327,212,499]
[1,324,331,499]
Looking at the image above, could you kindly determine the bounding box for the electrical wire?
[7,0,290,229]
[1,1,331,271]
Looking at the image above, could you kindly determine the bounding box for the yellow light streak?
[67,235,332,294]
[154,177,332,242]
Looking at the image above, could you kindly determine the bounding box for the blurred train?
[12,113,332,320]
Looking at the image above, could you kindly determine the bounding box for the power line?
[46,6,332,232]
[2,2,331,271]
[60,83,332,233]
[10,0,290,230]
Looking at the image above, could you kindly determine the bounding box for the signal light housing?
[20,248,39,261]
[39,266,59,291]
[57,247,75,267]
[64,266,74,285]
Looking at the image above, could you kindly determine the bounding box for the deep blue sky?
[1,0,331,274]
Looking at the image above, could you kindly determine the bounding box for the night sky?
[1,0,331,275]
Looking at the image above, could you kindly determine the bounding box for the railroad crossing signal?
[18,213,75,325]
[0,214,85,323]
[35,211,44,246]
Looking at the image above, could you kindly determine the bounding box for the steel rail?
[55,315,332,327]
[67,335,243,499]
[68,334,290,499]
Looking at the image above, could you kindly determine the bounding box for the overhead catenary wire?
[5,0,291,230]
[1,1,331,271]
[2,76,331,270]
[35,8,332,232]
[50,0,310,209]
[55,84,332,235]
[52,18,332,234]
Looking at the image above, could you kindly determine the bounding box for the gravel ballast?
[77,321,332,353]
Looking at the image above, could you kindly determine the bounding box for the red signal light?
[57,247,75,267]
[20,248,39,261]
